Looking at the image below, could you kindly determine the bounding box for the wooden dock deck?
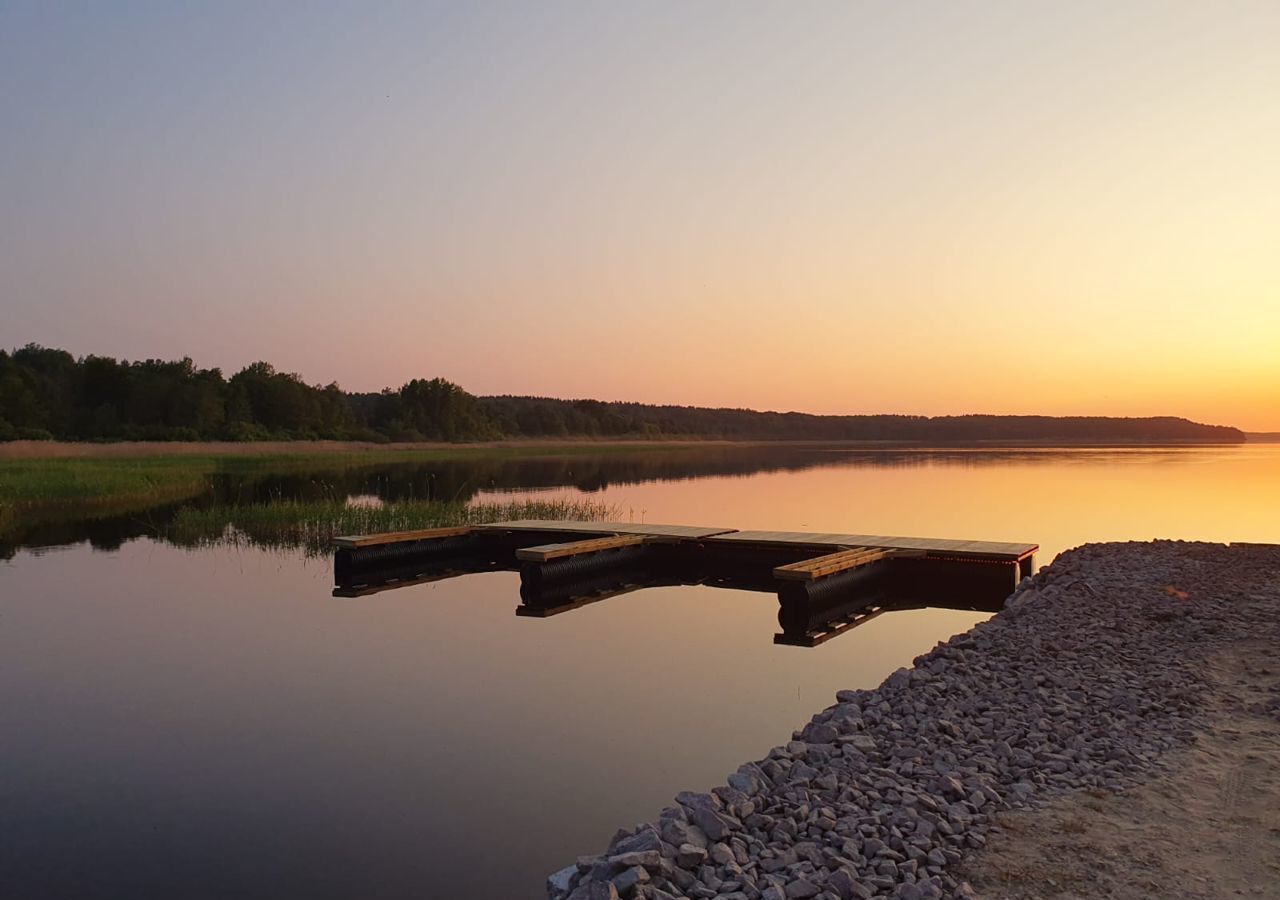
[471,519,737,541]
[704,529,1038,561]
[332,520,1037,647]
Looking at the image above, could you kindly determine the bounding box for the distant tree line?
[0,345,1245,443]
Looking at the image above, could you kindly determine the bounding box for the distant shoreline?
[0,436,1257,461]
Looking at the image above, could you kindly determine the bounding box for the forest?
[0,345,1245,444]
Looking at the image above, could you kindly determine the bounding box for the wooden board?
[475,520,737,541]
[708,530,1037,561]
[333,526,473,549]
[516,535,647,562]
[335,521,1035,561]
[774,547,890,581]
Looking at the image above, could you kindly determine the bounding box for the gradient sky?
[2,2,1277,429]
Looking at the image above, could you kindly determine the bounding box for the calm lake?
[3,444,1279,899]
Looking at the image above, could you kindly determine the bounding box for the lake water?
[3,444,1278,898]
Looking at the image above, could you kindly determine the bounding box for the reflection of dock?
[332,520,1037,647]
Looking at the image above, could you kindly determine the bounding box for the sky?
[1,1,1277,430]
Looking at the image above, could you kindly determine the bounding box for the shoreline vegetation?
[0,438,1257,522]
[0,447,622,551]
[0,439,1266,554]
[168,497,615,555]
[0,344,1246,445]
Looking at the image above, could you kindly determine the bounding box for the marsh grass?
[0,443,698,506]
[167,497,616,553]
[0,448,630,548]
[0,458,221,544]
[0,457,217,507]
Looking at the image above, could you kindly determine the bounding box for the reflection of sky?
[477,444,1280,564]
[0,540,982,898]
[7,445,1280,560]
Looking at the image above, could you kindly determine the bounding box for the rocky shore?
[549,541,1280,900]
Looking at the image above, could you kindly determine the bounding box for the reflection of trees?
[0,499,185,555]
[208,446,1223,504]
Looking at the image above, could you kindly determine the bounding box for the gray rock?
[612,827,663,856]
[608,851,661,870]
[894,883,922,900]
[661,819,709,850]
[709,842,733,865]
[886,668,911,690]
[676,843,707,867]
[567,880,620,900]
[785,878,821,899]
[548,864,579,899]
[727,768,764,796]
[610,866,649,895]
[802,722,839,744]
[828,867,873,899]
[689,804,741,841]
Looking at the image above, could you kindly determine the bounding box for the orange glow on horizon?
[2,3,1277,430]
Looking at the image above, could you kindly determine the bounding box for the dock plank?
[516,535,648,562]
[774,547,887,581]
[709,530,1037,560]
[774,546,929,581]
[475,520,737,541]
[333,526,473,549]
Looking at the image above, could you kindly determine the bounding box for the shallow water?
[3,444,1278,898]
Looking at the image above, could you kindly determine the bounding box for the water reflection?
[4,444,1279,899]
[6,443,1272,557]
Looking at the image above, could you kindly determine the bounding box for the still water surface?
[3,444,1278,898]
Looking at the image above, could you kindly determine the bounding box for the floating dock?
[332,520,1037,647]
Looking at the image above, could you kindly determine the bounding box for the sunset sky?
[2,2,1277,429]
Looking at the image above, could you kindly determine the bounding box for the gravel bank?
[549,541,1280,900]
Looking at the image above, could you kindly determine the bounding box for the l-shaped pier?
[332,520,1037,646]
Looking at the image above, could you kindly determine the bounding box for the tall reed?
[167,497,615,553]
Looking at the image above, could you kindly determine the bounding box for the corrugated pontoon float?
[325,522,1034,647]
[331,521,1037,647]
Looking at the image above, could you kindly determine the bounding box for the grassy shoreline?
[0,448,617,551]
[0,442,716,514]
[0,438,1259,512]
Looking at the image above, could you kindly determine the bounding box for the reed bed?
[0,457,216,507]
[167,496,616,553]
[0,443,685,507]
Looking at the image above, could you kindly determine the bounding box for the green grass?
[0,445,654,547]
[0,443,704,507]
[0,457,217,507]
[167,497,616,553]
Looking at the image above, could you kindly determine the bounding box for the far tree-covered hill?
[0,345,1245,444]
